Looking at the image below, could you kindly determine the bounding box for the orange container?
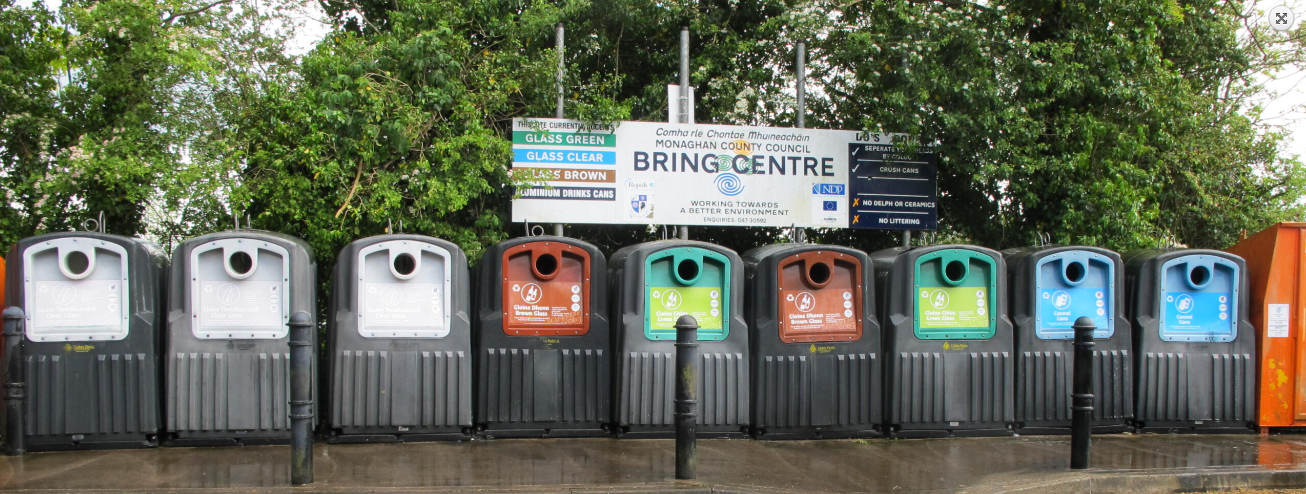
[1225,222,1306,430]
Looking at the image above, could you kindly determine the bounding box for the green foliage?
[2,0,1303,281]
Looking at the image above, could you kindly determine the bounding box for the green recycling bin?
[610,240,748,437]
[870,245,1015,437]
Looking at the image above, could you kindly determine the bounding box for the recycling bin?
[164,230,316,445]
[1226,223,1306,431]
[743,244,881,439]
[1124,249,1255,432]
[3,232,168,450]
[870,245,1014,437]
[611,240,749,437]
[326,234,471,442]
[475,236,609,438]
[1004,246,1132,433]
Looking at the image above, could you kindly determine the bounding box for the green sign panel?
[642,247,731,341]
[648,286,722,331]
[912,249,997,340]
[512,131,617,147]
[917,286,988,329]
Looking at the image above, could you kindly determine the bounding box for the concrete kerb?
[964,467,1306,493]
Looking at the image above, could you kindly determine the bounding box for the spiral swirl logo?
[715,172,744,196]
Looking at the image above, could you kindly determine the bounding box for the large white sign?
[510,118,931,228]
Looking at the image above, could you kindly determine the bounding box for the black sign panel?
[847,144,938,230]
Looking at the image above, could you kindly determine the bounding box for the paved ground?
[2,434,1306,492]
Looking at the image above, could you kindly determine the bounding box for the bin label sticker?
[780,289,856,333]
[30,280,121,329]
[917,286,988,329]
[648,286,722,330]
[363,282,442,328]
[1162,291,1231,334]
[506,280,583,327]
[198,280,283,328]
[1037,287,1110,332]
[1268,303,1290,338]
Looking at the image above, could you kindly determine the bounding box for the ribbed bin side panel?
[332,350,470,428]
[895,352,1011,425]
[1140,353,1186,422]
[757,353,879,428]
[1018,351,1069,422]
[896,352,945,424]
[558,349,608,423]
[168,352,289,432]
[1138,352,1254,424]
[968,352,1010,423]
[25,354,157,436]
[758,356,811,427]
[697,352,748,426]
[1093,350,1132,420]
[620,351,747,427]
[620,352,673,425]
[480,348,607,424]
[1211,353,1255,422]
[835,353,880,426]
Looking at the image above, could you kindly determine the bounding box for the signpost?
[510,118,937,230]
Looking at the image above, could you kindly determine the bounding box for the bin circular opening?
[228,251,254,276]
[676,258,700,283]
[807,262,832,286]
[392,252,417,276]
[535,253,559,277]
[1189,265,1211,287]
[943,260,967,284]
[1064,261,1086,284]
[64,250,91,277]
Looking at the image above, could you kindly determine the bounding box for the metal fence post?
[675,314,699,480]
[1071,316,1096,469]
[4,307,26,456]
[289,311,314,484]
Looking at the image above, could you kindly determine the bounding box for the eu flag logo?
[823,201,838,211]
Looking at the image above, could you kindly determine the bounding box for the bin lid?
[644,247,730,341]
[912,248,996,340]
[1033,250,1114,339]
[356,239,452,338]
[1158,254,1239,343]
[776,250,862,343]
[189,237,290,339]
[501,240,591,336]
[22,237,130,342]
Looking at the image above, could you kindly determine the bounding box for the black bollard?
[3,307,25,456]
[675,314,698,480]
[1070,316,1096,469]
[289,311,314,485]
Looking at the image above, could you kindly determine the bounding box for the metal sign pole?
[794,41,807,244]
[553,22,566,238]
[679,26,691,241]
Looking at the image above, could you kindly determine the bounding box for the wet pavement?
[1,434,1305,492]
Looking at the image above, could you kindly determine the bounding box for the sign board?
[510,118,937,229]
[848,143,938,230]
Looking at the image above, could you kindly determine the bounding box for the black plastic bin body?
[869,245,1015,437]
[610,240,749,437]
[743,244,882,439]
[474,236,610,438]
[1123,249,1256,432]
[164,230,316,445]
[1004,245,1133,433]
[326,234,471,442]
[3,232,167,450]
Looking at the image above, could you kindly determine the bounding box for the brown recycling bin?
[475,237,610,437]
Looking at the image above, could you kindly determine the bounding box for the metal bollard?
[3,307,25,456]
[675,314,698,480]
[289,311,314,484]
[1070,316,1096,469]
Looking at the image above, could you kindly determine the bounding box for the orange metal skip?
[1225,222,1306,431]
